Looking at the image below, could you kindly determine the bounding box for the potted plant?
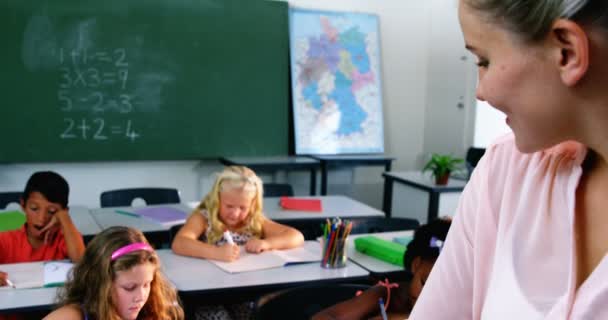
[423,153,464,185]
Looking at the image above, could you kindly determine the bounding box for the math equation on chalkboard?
[61,118,140,141]
[57,47,141,142]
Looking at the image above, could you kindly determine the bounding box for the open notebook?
[210,240,321,273]
[0,261,73,289]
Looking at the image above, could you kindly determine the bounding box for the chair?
[169,223,184,243]
[278,219,326,240]
[254,283,370,320]
[466,147,486,177]
[0,192,22,209]
[263,183,294,197]
[350,217,419,235]
[100,188,181,208]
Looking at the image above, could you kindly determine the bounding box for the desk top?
[157,249,369,293]
[348,230,414,274]
[90,203,192,232]
[69,205,102,237]
[263,196,384,220]
[383,171,467,192]
[219,156,320,169]
[0,287,57,313]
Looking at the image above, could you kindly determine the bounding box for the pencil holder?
[320,236,348,269]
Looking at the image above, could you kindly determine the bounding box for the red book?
[279,197,322,212]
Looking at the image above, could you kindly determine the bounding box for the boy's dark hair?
[22,171,69,208]
[403,218,451,271]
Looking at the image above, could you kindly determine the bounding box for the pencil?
[115,210,140,218]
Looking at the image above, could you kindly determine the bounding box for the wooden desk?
[90,203,192,246]
[311,155,394,196]
[383,171,466,223]
[0,287,58,314]
[348,230,413,274]
[157,248,369,309]
[219,156,320,195]
[263,195,385,220]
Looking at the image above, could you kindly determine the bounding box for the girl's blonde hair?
[197,166,264,243]
[57,226,184,320]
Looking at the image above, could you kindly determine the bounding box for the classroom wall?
[0,0,474,211]
[474,100,511,147]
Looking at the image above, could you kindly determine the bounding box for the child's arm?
[312,285,387,320]
[171,212,239,262]
[41,208,85,262]
[313,282,410,320]
[43,304,83,320]
[245,218,304,253]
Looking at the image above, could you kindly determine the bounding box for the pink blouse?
[410,133,608,319]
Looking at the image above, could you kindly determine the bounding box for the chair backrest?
[278,219,325,240]
[254,283,370,320]
[100,188,181,208]
[0,192,22,209]
[263,183,294,197]
[466,147,486,171]
[350,217,420,235]
[169,223,184,243]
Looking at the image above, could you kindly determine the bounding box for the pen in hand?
[223,231,235,245]
[378,298,388,320]
[5,278,15,288]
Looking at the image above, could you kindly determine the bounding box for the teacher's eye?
[476,59,489,68]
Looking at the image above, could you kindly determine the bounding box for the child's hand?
[216,243,240,262]
[245,239,270,253]
[40,215,60,244]
[40,208,70,244]
[0,271,8,287]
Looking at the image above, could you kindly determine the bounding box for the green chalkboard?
[0,0,289,162]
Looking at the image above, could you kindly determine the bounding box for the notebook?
[0,261,73,289]
[209,240,321,273]
[133,206,188,226]
[279,197,322,212]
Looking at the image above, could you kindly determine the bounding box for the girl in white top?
[411,0,608,319]
[172,165,304,261]
[171,166,304,320]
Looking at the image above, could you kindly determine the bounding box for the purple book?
[133,206,187,226]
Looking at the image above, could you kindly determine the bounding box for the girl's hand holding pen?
[216,243,240,262]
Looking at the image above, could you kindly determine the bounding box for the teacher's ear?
[549,19,590,86]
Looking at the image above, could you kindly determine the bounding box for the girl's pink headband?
[111,242,154,261]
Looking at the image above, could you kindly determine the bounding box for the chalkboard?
[0,0,289,162]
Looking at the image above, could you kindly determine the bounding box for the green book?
[0,210,26,232]
[354,236,406,267]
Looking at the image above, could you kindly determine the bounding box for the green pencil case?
[354,236,405,267]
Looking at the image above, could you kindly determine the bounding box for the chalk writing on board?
[60,118,140,142]
[57,46,140,141]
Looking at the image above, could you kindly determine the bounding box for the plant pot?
[435,173,450,185]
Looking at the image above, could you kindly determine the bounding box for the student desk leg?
[382,177,394,217]
[309,167,317,195]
